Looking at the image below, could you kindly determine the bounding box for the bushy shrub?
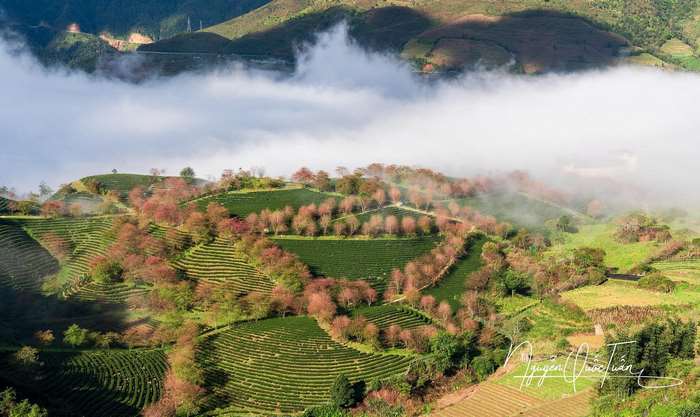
[302,405,348,417]
[330,374,354,409]
[90,257,123,283]
[637,273,676,293]
[470,356,495,381]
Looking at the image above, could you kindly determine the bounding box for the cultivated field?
[652,259,700,284]
[353,304,431,330]
[20,216,115,285]
[495,357,596,400]
[431,383,544,417]
[174,237,275,295]
[426,237,485,309]
[79,173,162,196]
[0,220,59,291]
[194,188,338,218]
[0,348,167,417]
[272,236,441,292]
[0,196,10,213]
[66,278,151,306]
[198,316,414,415]
[344,205,423,224]
[518,390,593,417]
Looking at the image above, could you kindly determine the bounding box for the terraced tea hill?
[426,236,486,310]
[174,238,274,295]
[0,348,167,417]
[0,220,59,291]
[354,304,431,329]
[198,316,414,415]
[20,216,115,283]
[65,278,151,306]
[272,236,440,292]
[194,188,337,217]
[0,196,10,213]
[431,383,544,417]
[341,205,423,224]
[80,173,162,197]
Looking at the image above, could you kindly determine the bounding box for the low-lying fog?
[0,24,698,207]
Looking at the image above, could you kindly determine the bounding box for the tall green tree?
[180,167,195,183]
[330,374,354,408]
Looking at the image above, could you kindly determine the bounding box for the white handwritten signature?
[503,341,684,392]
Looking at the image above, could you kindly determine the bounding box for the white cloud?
[0,24,698,207]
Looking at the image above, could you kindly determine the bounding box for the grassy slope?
[451,192,578,230]
[652,259,700,284]
[561,279,700,310]
[495,357,596,400]
[1,0,271,40]
[7,0,700,73]
[19,216,116,288]
[548,223,659,272]
[195,0,700,71]
[78,173,162,195]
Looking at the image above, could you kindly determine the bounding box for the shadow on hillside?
[142,6,435,62]
[0,284,130,344]
[415,9,628,73]
[146,6,627,73]
[138,31,233,54]
[225,6,434,60]
[197,336,232,409]
[1,349,145,417]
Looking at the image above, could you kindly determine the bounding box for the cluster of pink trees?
[331,315,439,353]
[431,202,511,238]
[129,178,199,226]
[291,167,333,191]
[419,295,458,330]
[198,168,286,196]
[384,324,438,353]
[303,278,377,322]
[93,218,177,284]
[131,177,239,244]
[384,230,470,302]
[330,315,380,347]
[143,322,204,417]
[237,234,312,292]
[351,163,496,200]
[84,218,200,315]
[244,200,441,238]
[40,199,89,217]
[244,199,346,236]
[181,202,229,244]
